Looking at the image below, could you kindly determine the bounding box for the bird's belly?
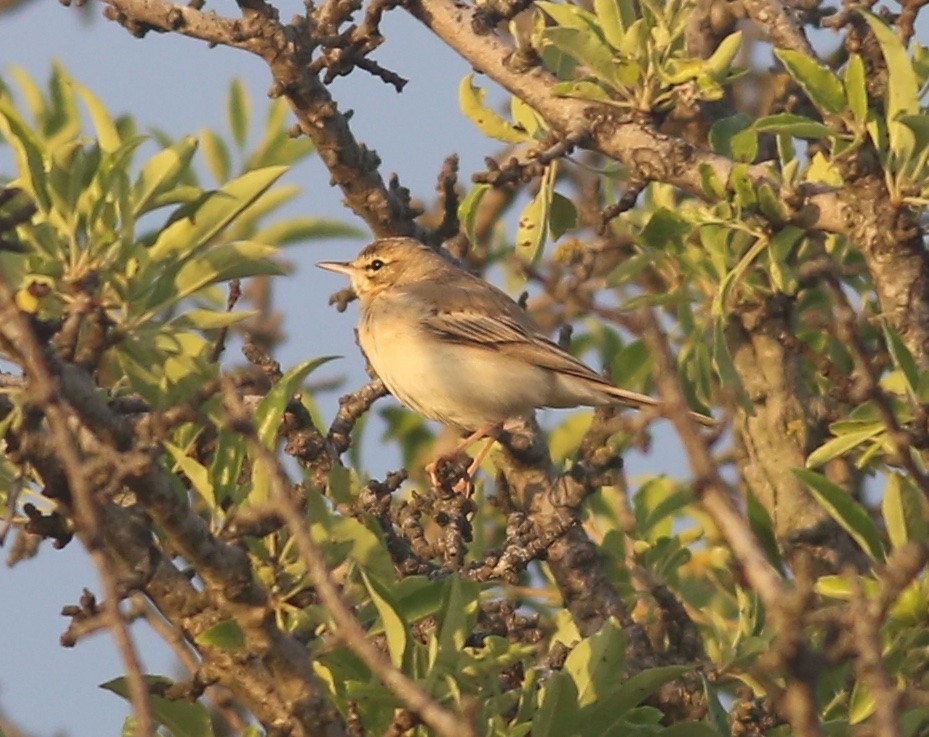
[361,314,551,431]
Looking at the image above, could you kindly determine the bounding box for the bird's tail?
[603,385,717,428]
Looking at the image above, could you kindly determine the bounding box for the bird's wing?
[421,302,611,386]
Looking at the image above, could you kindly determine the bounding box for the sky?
[2,3,918,737]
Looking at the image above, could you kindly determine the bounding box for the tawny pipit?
[318,237,714,481]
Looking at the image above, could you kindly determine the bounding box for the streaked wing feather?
[422,309,610,385]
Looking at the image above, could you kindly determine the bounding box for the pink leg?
[426,421,501,489]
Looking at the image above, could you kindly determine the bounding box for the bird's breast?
[359,298,554,431]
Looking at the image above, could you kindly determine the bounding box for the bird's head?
[316,237,447,302]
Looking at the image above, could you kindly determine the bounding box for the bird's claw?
[426,453,474,495]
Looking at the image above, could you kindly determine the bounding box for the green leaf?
[564,618,626,707]
[882,473,929,548]
[774,49,846,114]
[141,240,283,317]
[746,488,782,567]
[133,136,198,216]
[793,468,885,560]
[515,185,549,261]
[148,165,288,262]
[101,676,214,737]
[881,323,920,399]
[439,576,481,657]
[458,183,490,244]
[612,665,690,713]
[594,0,634,49]
[861,12,919,164]
[360,570,408,668]
[165,443,216,509]
[701,674,731,737]
[209,430,246,505]
[845,54,868,122]
[549,192,577,240]
[255,356,339,449]
[533,672,580,737]
[544,26,623,89]
[459,74,530,143]
[583,665,690,728]
[805,423,884,468]
[73,80,122,152]
[200,128,231,185]
[0,100,51,212]
[698,163,726,199]
[228,79,250,149]
[754,113,831,139]
[849,679,875,725]
[705,31,743,76]
[861,12,919,121]
[194,619,246,650]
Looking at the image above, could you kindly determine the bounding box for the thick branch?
[405,0,846,234]
[100,0,424,238]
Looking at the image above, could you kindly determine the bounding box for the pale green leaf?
[255,356,339,449]
[228,79,250,149]
[194,619,246,650]
[252,216,361,247]
[148,166,288,262]
[73,80,121,152]
[594,0,633,50]
[882,323,920,399]
[165,443,216,509]
[459,74,529,143]
[806,424,884,468]
[101,676,214,737]
[845,54,868,122]
[0,100,51,212]
[543,26,622,88]
[458,183,490,244]
[793,468,884,560]
[515,187,549,262]
[133,136,198,216]
[533,673,580,737]
[774,49,846,114]
[882,473,929,548]
[754,113,831,138]
[200,128,231,185]
[361,570,408,668]
[564,618,626,707]
[704,31,743,76]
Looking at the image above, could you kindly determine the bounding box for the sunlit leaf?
[254,356,339,449]
[360,570,408,668]
[101,676,214,737]
[774,49,846,114]
[228,79,250,149]
[459,74,530,143]
[794,468,884,560]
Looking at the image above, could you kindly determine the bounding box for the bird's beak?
[316,260,354,277]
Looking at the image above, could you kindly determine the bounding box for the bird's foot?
[427,453,474,495]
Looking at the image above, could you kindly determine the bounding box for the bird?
[317,237,714,485]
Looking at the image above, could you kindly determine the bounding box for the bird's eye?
[369,259,385,271]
